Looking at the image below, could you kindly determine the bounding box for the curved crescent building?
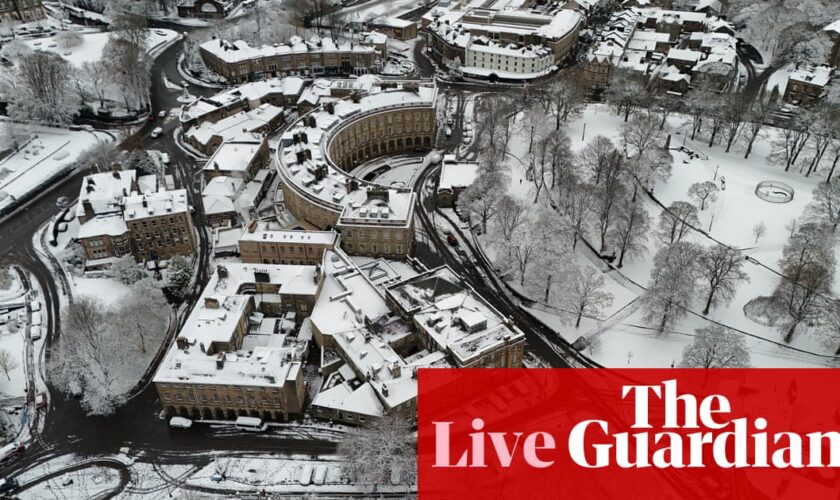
[275,80,438,259]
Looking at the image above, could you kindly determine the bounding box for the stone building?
[124,190,197,263]
[0,0,43,22]
[239,222,339,265]
[199,37,381,84]
[784,65,833,106]
[177,0,241,19]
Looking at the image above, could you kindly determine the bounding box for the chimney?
[176,337,189,350]
[216,352,225,369]
[248,220,258,233]
[390,362,401,378]
[82,199,95,221]
[381,383,389,397]
[205,297,221,309]
[142,197,148,208]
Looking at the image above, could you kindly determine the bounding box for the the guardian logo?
[433,379,840,470]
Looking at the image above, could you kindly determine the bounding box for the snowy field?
[474,102,838,369]
[21,29,179,67]
[0,122,113,214]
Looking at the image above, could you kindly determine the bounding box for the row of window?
[163,392,285,406]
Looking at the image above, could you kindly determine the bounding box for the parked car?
[0,442,24,464]
[0,478,18,493]
[235,416,267,432]
[30,301,41,312]
[36,392,47,409]
[158,110,167,119]
[447,233,458,246]
[30,325,41,341]
[160,153,170,164]
[55,196,70,209]
[169,417,193,429]
[150,127,164,139]
[147,114,156,122]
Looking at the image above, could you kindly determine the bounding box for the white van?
[30,326,41,341]
[31,312,42,326]
[312,465,327,485]
[150,127,164,138]
[298,464,313,486]
[169,417,193,429]
[234,416,266,432]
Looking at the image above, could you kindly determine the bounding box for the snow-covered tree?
[770,223,835,342]
[122,279,168,354]
[698,245,750,315]
[562,180,594,251]
[338,414,416,488]
[55,31,83,48]
[458,176,502,234]
[657,201,699,245]
[770,113,812,172]
[604,69,650,122]
[642,241,701,333]
[109,13,149,50]
[610,196,650,268]
[0,350,18,381]
[110,256,146,285]
[496,196,528,247]
[103,37,152,111]
[1,120,30,153]
[594,151,628,253]
[817,299,840,355]
[166,255,194,302]
[534,72,582,130]
[807,180,840,230]
[569,266,614,327]
[680,325,750,368]
[2,51,78,125]
[687,181,720,211]
[577,135,618,185]
[743,99,772,160]
[752,221,767,244]
[77,60,110,109]
[622,111,662,166]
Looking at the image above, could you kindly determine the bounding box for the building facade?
[124,190,198,263]
[0,0,43,22]
[239,223,339,265]
[177,0,241,19]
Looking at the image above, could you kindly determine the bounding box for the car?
[30,326,41,341]
[31,312,42,327]
[160,153,170,164]
[456,246,468,258]
[169,416,193,429]
[30,301,41,312]
[55,196,70,209]
[36,392,46,409]
[158,110,167,119]
[447,233,458,246]
[147,114,156,122]
[235,416,267,432]
[150,127,164,139]
[443,228,452,236]
[0,478,18,493]
[155,30,167,36]
[0,442,24,464]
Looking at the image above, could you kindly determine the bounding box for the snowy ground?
[21,29,179,67]
[475,102,839,369]
[0,122,113,214]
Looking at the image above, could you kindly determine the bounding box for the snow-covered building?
[784,65,834,106]
[183,104,284,156]
[0,0,44,22]
[824,20,840,68]
[177,0,242,19]
[154,262,321,421]
[437,157,479,208]
[364,16,418,41]
[201,137,269,183]
[277,80,438,259]
[296,76,381,114]
[239,222,340,265]
[423,7,583,81]
[76,170,196,267]
[179,76,305,130]
[199,36,382,84]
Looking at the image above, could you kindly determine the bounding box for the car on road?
[455,246,468,258]
[30,325,41,341]
[36,392,46,409]
[0,477,18,493]
[0,442,24,464]
[447,233,458,246]
[155,30,167,36]
[160,153,170,164]
[158,110,167,119]
[150,127,164,139]
[235,416,267,432]
[31,312,42,327]
[55,196,70,209]
[147,114,156,122]
[30,301,41,312]
[169,416,193,429]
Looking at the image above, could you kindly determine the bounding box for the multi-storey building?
[123,190,197,263]
[183,105,284,156]
[154,262,322,421]
[76,170,196,267]
[239,222,339,265]
[423,7,583,80]
[202,137,269,183]
[199,36,381,84]
[276,80,438,259]
[784,65,833,106]
[0,0,43,22]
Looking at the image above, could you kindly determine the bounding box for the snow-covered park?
[461,96,840,369]
[21,28,178,67]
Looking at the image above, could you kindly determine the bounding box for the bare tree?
[687,181,720,211]
[1,120,30,152]
[506,221,542,287]
[594,151,628,253]
[577,135,617,185]
[770,113,811,172]
[622,111,662,165]
[770,223,835,342]
[817,300,840,355]
[604,69,650,122]
[535,72,582,130]
[103,37,152,111]
[610,196,650,268]
[807,181,840,230]
[562,180,594,251]
[0,350,18,381]
[752,221,767,244]
[642,241,701,333]
[55,31,83,48]
[743,99,771,159]
[698,245,749,315]
[1,51,77,124]
[496,196,528,246]
[680,325,750,368]
[338,414,416,488]
[79,61,109,109]
[720,93,749,153]
[657,201,699,245]
[569,266,614,327]
[109,13,150,50]
[457,177,502,234]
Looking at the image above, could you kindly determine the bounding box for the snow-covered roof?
[369,16,415,29]
[586,10,639,64]
[76,170,137,218]
[123,189,189,221]
[199,36,376,65]
[438,161,479,192]
[278,81,434,227]
[180,77,305,124]
[667,48,702,63]
[185,104,282,148]
[203,138,264,174]
[312,380,385,417]
[694,0,722,12]
[239,224,339,246]
[825,19,840,35]
[77,214,128,239]
[789,65,833,88]
[203,176,243,199]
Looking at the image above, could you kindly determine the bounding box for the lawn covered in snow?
[22,28,179,67]
[475,102,838,369]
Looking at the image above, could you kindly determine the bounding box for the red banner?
[418,369,840,500]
